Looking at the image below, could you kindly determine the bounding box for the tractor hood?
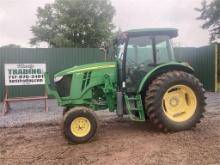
[55,62,117,77]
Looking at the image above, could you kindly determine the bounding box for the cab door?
[125,36,154,93]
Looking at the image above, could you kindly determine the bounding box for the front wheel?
[62,107,98,144]
[145,71,206,132]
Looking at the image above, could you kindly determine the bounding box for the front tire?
[63,107,69,116]
[62,107,98,144]
[145,71,206,132]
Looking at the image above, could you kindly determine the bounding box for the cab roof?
[125,28,178,38]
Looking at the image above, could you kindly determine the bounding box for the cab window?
[155,36,173,64]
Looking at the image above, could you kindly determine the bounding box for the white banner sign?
[4,63,46,86]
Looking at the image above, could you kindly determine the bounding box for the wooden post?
[2,88,49,115]
[2,86,8,115]
[44,87,48,112]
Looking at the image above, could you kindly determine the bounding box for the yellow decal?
[68,65,115,74]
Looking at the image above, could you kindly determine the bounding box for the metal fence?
[174,45,216,92]
[0,48,105,101]
[0,45,217,101]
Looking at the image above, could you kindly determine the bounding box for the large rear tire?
[62,107,98,144]
[145,71,206,132]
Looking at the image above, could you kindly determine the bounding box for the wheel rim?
[70,117,91,137]
[162,85,197,122]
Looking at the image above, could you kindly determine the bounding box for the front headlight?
[54,76,63,82]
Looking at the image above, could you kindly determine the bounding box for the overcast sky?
[0,0,211,47]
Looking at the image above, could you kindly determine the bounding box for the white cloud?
[111,0,209,47]
[0,11,6,21]
[0,0,210,47]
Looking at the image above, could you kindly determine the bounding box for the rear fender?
[137,62,194,93]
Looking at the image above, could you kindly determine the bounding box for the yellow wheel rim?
[70,117,91,137]
[162,85,197,122]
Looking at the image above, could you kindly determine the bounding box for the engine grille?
[55,75,72,97]
[81,72,92,91]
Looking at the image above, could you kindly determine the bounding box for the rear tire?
[145,71,206,132]
[62,107,98,144]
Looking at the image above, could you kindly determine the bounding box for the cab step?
[125,95,145,121]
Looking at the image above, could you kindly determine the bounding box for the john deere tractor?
[45,28,206,143]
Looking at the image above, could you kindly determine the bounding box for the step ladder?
[124,95,145,121]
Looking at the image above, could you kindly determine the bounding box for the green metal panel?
[0,45,216,101]
[45,62,117,110]
[0,48,104,101]
[137,62,194,93]
[174,45,215,91]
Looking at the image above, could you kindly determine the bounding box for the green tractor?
[45,28,206,144]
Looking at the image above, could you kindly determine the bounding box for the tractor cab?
[114,28,178,93]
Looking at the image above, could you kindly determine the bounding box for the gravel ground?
[0,99,116,128]
[0,92,219,127]
[0,92,220,165]
[0,100,62,127]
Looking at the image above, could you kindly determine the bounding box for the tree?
[196,0,220,41]
[0,44,20,48]
[30,0,115,48]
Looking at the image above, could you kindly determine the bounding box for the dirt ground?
[0,93,220,165]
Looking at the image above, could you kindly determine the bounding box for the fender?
[137,62,194,93]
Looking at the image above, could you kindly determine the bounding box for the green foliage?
[196,0,220,41]
[0,44,20,48]
[30,0,115,48]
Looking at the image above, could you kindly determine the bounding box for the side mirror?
[99,42,109,61]
[101,42,110,53]
[117,32,128,45]
[99,47,107,54]
[99,42,108,51]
